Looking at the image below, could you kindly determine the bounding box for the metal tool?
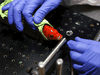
[43,38,66,66]
[38,61,45,75]
[38,38,66,75]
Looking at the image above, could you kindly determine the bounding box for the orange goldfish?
[43,25,63,40]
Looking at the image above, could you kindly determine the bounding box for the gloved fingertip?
[67,40,75,49]
[73,64,82,70]
[33,15,43,24]
[18,29,23,32]
[2,7,5,11]
[2,3,11,11]
[28,20,38,31]
[31,27,38,31]
[15,21,24,32]
[67,40,74,45]
[75,36,81,40]
[2,6,6,10]
[17,27,23,32]
[34,19,42,24]
[2,7,7,11]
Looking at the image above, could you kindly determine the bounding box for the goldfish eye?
[50,35,54,38]
[51,30,53,32]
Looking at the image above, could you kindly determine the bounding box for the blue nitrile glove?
[67,37,100,75]
[2,0,62,31]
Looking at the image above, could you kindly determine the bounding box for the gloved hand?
[67,37,100,75]
[2,0,62,31]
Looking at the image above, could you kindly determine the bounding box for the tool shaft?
[43,38,66,66]
[38,61,45,75]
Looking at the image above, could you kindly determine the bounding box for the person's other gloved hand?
[67,37,100,75]
[2,0,62,31]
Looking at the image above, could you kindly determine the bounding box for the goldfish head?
[43,25,63,40]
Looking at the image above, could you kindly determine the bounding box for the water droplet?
[69,18,72,20]
[37,43,42,46]
[97,23,99,25]
[73,13,77,15]
[79,30,84,33]
[93,28,96,31]
[65,23,68,26]
[45,47,49,50]
[75,21,80,25]
[60,29,63,31]
[72,27,76,30]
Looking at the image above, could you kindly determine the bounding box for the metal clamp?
[56,58,63,75]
